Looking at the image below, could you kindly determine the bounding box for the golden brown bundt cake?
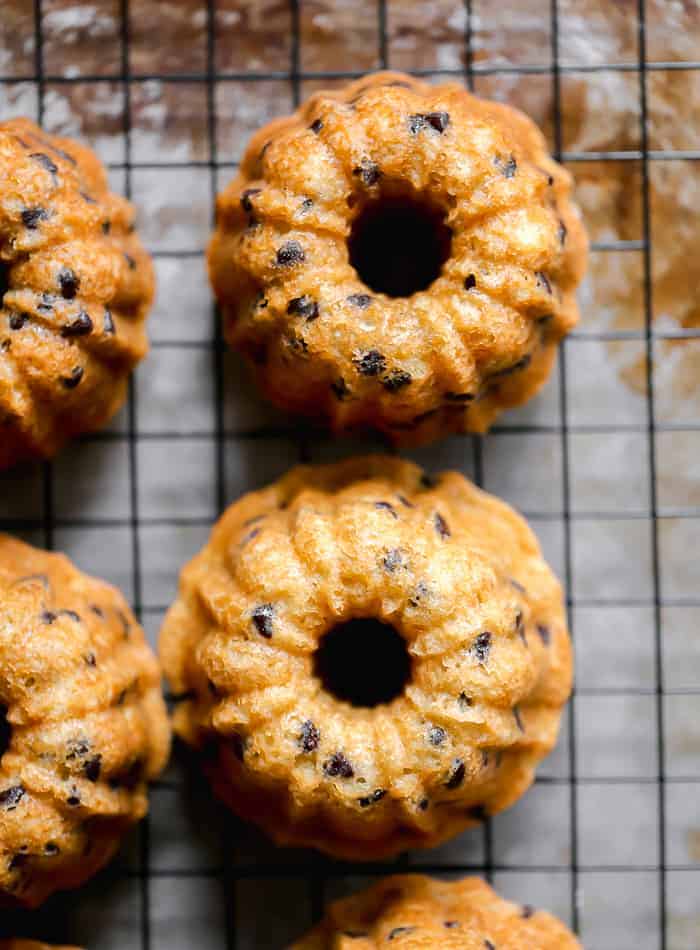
[0,534,170,907]
[291,874,580,948]
[0,118,154,470]
[160,456,571,860]
[209,71,587,445]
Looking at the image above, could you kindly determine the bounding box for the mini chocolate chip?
[375,501,397,518]
[37,294,54,313]
[57,609,81,622]
[472,631,492,663]
[58,267,80,299]
[90,604,105,618]
[510,578,526,594]
[241,527,260,546]
[521,905,534,919]
[446,758,466,789]
[458,692,472,709]
[485,941,496,949]
[408,112,450,134]
[61,311,93,338]
[84,754,102,782]
[116,689,127,706]
[434,512,450,538]
[347,293,372,309]
[495,154,517,178]
[397,494,414,508]
[418,797,429,811]
[66,738,90,760]
[444,921,461,929]
[536,623,551,645]
[354,349,386,376]
[389,927,415,940]
[21,206,49,229]
[444,391,474,402]
[9,313,28,330]
[103,308,115,334]
[309,118,323,134]
[558,219,567,244]
[408,580,429,608]
[299,720,320,753]
[352,158,381,187]
[323,752,354,779]
[482,750,489,768]
[382,369,412,392]
[240,187,262,213]
[0,786,25,810]
[85,652,97,667]
[61,366,84,389]
[514,706,525,732]
[515,610,526,644]
[491,353,532,378]
[44,842,60,855]
[251,603,274,638]
[117,610,131,638]
[30,152,58,183]
[464,273,477,290]
[536,271,552,294]
[276,240,305,267]
[300,197,313,212]
[66,788,81,807]
[428,725,446,746]
[102,219,111,234]
[232,733,246,762]
[358,788,386,807]
[287,295,319,321]
[383,548,404,573]
[420,473,436,489]
[41,610,57,624]
[1,341,11,353]
[124,253,136,270]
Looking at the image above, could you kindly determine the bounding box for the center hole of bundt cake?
[0,706,11,762]
[313,618,412,707]
[348,194,452,298]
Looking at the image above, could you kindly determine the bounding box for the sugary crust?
[0,118,154,470]
[0,535,170,907]
[160,456,571,860]
[209,71,587,445]
[292,874,581,949]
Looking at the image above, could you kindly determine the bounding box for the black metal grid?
[2,1,699,947]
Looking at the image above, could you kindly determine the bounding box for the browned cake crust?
[0,118,154,470]
[0,535,170,907]
[160,456,571,860]
[209,71,587,445]
[291,874,581,948]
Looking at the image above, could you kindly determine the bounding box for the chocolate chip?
[472,631,492,664]
[287,295,319,321]
[558,220,567,245]
[240,187,262,213]
[458,692,472,709]
[84,652,97,667]
[536,624,551,645]
[418,797,429,811]
[420,473,436,489]
[124,253,136,270]
[445,758,465,789]
[58,267,80,299]
[41,610,57,624]
[375,501,397,518]
[347,293,372,309]
[57,609,81,622]
[276,240,305,267]
[90,605,105,618]
[514,706,525,732]
[444,391,474,402]
[103,308,115,334]
[515,610,526,644]
[358,788,386,807]
[102,219,111,234]
[383,548,404,573]
[84,754,102,782]
[428,725,446,746]
[434,512,450,539]
[485,941,496,949]
[37,294,54,313]
[9,313,28,330]
[491,353,532,378]
[251,603,274,638]
[329,375,349,399]
[44,842,60,855]
[323,752,354,779]
[382,369,412,392]
[66,738,91,761]
[241,527,260,546]
[444,921,461,929]
[495,154,517,178]
[464,273,476,290]
[299,720,320,753]
[397,494,414,508]
[521,905,534,919]
[66,788,81,807]
[408,580,429,608]
[309,118,323,134]
[117,610,131,638]
[509,578,526,594]
[481,750,489,768]
[352,158,381,187]
[408,112,450,134]
[61,366,84,389]
[536,271,552,294]
[354,349,386,376]
[300,197,313,212]
[232,733,246,762]
[0,785,25,810]
[21,206,49,229]
[388,927,415,940]
[30,152,58,183]
[61,311,93,338]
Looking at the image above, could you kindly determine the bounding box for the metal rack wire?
[1,1,698,947]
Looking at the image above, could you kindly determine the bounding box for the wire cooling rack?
[1,1,699,947]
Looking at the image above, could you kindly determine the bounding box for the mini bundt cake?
[0,534,170,907]
[0,943,79,950]
[292,874,580,948]
[160,456,571,859]
[209,71,587,445]
[0,118,154,471]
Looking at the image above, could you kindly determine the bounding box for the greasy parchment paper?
[1,2,699,948]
